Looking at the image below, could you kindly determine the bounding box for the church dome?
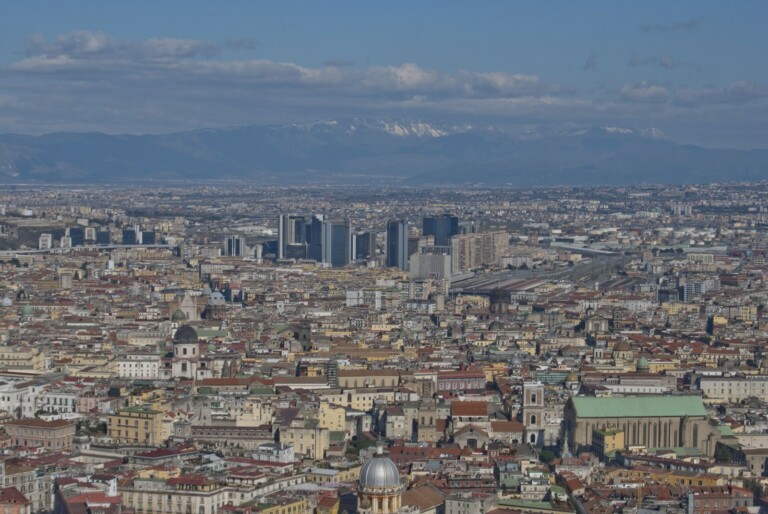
[173,325,198,345]
[566,370,579,382]
[21,304,34,316]
[0,297,13,307]
[613,341,631,353]
[171,309,187,322]
[208,292,226,306]
[637,356,650,371]
[359,446,401,490]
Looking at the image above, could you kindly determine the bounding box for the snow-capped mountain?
[287,118,473,137]
[0,120,765,185]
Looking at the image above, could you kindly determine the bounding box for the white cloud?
[3,29,766,150]
[9,31,559,102]
[676,81,768,107]
[620,81,671,103]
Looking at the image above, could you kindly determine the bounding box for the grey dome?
[0,296,12,307]
[171,309,187,322]
[173,325,198,345]
[208,292,226,306]
[359,452,400,489]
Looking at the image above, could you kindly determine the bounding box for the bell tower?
[523,381,545,446]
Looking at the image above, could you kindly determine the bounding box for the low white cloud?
[620,81,671,103]
[676,81,768,107]
[9,31,561,102]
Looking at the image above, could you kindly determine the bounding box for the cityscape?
[2,2,768,514]
[0,182,766,513]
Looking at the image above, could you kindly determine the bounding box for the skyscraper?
[423,214,459,247]
[142,230,156,245]
[386,220,409,271]
[122,228,137,245]
[353,231,376,260]
[278,214,307,259]
[67,226,85,247]
[306,215,324,261]
[224,235,246,257]
[321,219,350,267]
[96,229,111,245]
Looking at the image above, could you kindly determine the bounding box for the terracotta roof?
[451,401,488,417]
[340,369,399,377]
[490,421,525,433]
[5,418,76,429]
[0,487,30,505]
[401,485,445,510]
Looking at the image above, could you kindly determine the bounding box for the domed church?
[171,324,200,380]
[357,444,406,513]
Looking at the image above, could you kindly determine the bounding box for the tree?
[706,316,715,336]
[539,450,556,464]
[714,444,732,463]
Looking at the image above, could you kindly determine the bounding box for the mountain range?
[0,119,766,186]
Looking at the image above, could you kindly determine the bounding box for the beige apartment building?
[697,375,768,403]
[4,418,76,451]
[451,231,509,272]
[0,346,45,371]
[108,406,166,445]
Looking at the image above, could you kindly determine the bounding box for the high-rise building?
[224,235,246,257]
[422,214,459,247]
[353,231,376,260]
[122,228,137,245]
[67,227,85,247]
[306,215,324,261]
[38,233,53,250]
[278,214,307,259]
[409,245,452,282]
[142,230,156,245]
[386,220,409,271]
[84,227,96,243]
[321,219,350,267]
[96,229,111,245]
[450,231,509,272]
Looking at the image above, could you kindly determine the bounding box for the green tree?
[714,445,732,463]
[539,450,556,464]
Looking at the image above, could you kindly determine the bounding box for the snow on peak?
[380,121,449,137]
[600,126,668,139]
[602,126,634,135]
[289,119,471,137]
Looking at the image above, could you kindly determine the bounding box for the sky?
[1,1,767,148]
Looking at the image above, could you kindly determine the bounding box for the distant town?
[0,182,767,514]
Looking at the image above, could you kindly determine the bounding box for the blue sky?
[1,1,767,148]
